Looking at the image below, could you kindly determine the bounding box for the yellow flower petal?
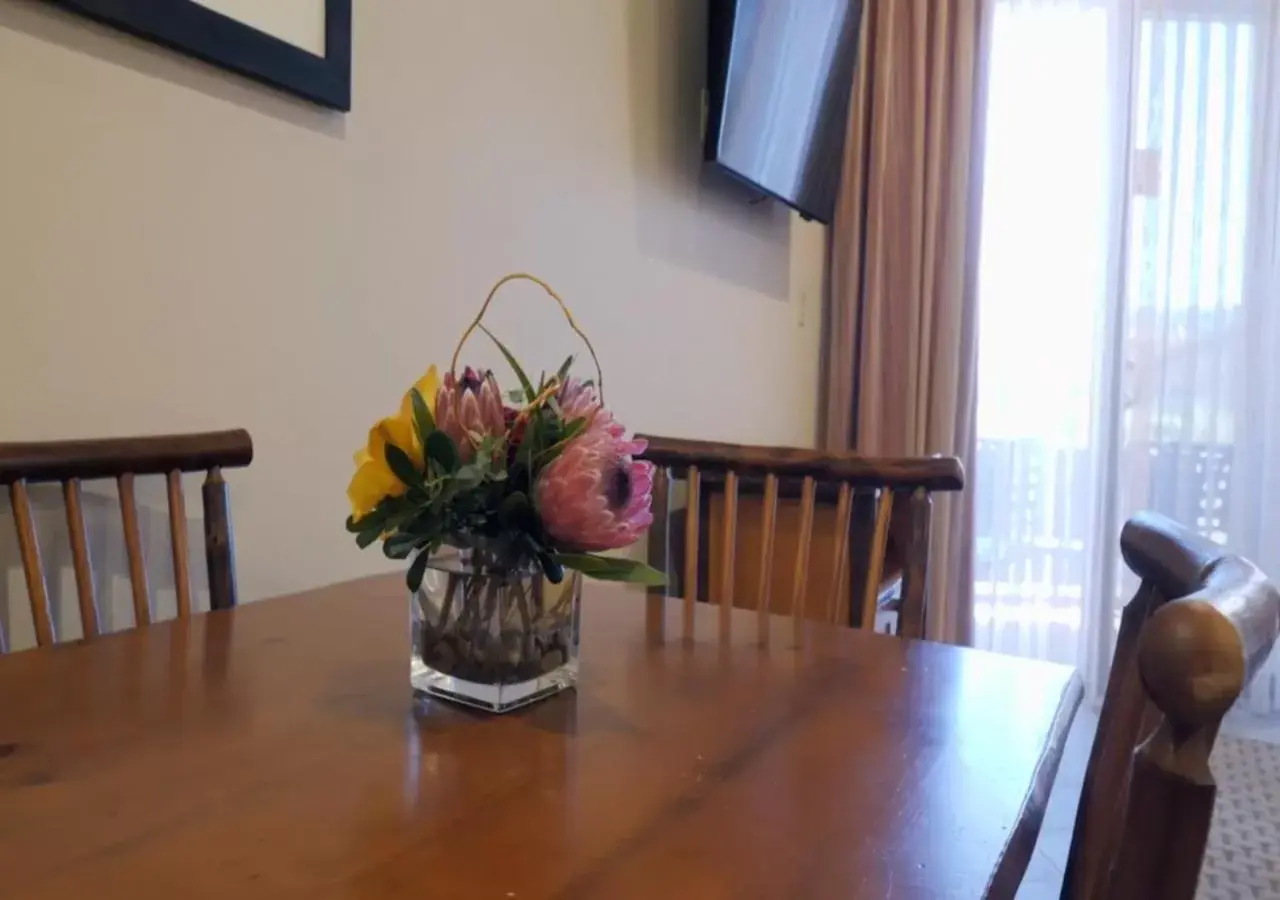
[417,365,441,414]
[349,365,440,520]
[374,415,421,468]
[400,364,440,422]
[347,458,405,520]
[393,364,439,464]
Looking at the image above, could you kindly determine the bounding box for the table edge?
[984,669,1085,900]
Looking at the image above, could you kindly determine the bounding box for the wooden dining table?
[0,575,1082,899]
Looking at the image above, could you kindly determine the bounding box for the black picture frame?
[45,0,352,111]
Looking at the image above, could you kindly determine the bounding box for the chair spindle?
[844,490,879,628]
[860,489,895,633]
[718,471,738,642]
[62,478,99,638]
[826,483,854,624]
[898,488,933,640]
[790,476,817,645]
[10,481,55,647]
[682,466,701,640]
[756,473,779,644]
[117,473,152,626]
[166,470,193,618]
[202,467,237,611]
[645,466,671,640]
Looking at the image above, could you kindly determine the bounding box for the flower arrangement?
[346,274,662,634]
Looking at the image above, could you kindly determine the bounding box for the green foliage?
[480,324,536,403]
[537,417,587,466]
[555,355,575,385]
[384,443,422,488]
[406,549,432,593]
[382,533,418,559]
[553,553,667,585]
[425,431,458,474]
[410,387,434,444]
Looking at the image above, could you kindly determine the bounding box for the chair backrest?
[637,436,964,643]
[0,430,253,652]
[1062,512,1280,900]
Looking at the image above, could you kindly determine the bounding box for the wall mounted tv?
[705,0,864,225]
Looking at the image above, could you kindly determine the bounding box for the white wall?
[0,0,825,625]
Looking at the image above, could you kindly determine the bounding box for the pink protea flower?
[556,378,632,445]
[434,367,506,461]
[536,383,653,551]
[557,378,600,421]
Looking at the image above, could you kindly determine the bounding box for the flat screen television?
[704,0,864,225]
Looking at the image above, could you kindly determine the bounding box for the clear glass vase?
[410,547,582,713]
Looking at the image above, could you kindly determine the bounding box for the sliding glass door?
[973,0,1280,720]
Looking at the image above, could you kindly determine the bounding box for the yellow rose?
[347,365,440,520]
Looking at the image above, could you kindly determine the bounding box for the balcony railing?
[971,437,1277,722]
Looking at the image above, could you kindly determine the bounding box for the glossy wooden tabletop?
[0,576,1082,900]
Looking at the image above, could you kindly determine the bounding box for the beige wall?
[0,0,825,620]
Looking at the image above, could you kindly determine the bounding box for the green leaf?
[356,526,383,550]
[406,549,432,594]
[474,433,501,461]
[425,430,459,473]
[378,497,420,533]
[554,553,667,586]
[347,500,394,534]
[346,513,371,534]
[453,463,485,491]
[384,443,423,489]
[555,355,574,384]
[536,417,588,466]
[410,387,435,445]
[479,324,536,402]
[383,533,418,559]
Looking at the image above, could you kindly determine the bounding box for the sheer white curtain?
[973,0,1280,715]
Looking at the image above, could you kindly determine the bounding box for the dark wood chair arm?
[1126,513,1280,729]
[0,429,253,484]
[1120,511,1221,602]
[637,435,964,491]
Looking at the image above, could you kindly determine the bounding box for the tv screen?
[705,0,864,225]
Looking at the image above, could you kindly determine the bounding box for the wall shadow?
[0,479,211,651]
[625,0,791,303]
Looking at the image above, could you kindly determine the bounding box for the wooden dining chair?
[0,430,253,652]
[1057,512,1280,900]
[637,436,964,642]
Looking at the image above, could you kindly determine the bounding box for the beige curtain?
[820,0,988,646]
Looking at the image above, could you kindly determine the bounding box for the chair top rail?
[637,435,964,491]
[0,429,253,485]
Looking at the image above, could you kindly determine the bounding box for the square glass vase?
[410,548,582,713]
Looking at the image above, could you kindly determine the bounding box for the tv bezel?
[703,0,859,226]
